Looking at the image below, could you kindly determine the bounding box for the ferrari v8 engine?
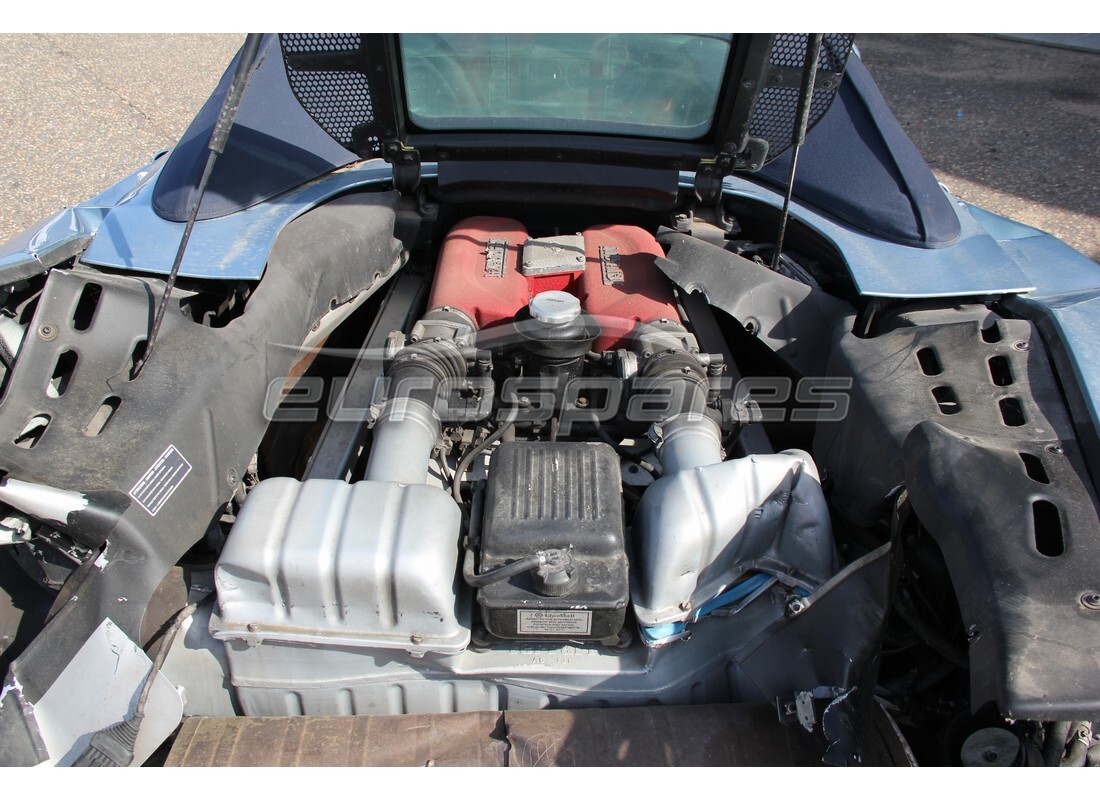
[212,217,840,716]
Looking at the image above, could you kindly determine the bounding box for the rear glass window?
[399,33,732,140]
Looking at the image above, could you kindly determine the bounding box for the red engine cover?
[426,216,531,330]
[578,224,680,351]
[427,217,681,351]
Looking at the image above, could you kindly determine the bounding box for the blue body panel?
[81,160,394,280]
[721,174,1037,298]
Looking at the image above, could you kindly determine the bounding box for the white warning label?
[129,445,192,517]
[517,609,592,635]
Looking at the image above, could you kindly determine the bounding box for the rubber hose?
[452,401,520,505]
[1086,743,1100,767]
[1062,734,1089,767]
[462,550,542,588]
[1043,721,1073,767]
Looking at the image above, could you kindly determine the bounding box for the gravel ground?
[0,33,1095,261]
[0,33,240,239]
[858,33,1100,260]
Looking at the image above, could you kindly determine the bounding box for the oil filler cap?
[529,291,581,325]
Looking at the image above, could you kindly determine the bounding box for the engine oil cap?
[529,291,582,325]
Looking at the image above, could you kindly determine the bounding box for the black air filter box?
[478,441,627,641]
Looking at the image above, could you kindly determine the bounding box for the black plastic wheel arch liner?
[903,422,1100,719]
[0,192,404,765]
[813,307,1100,719]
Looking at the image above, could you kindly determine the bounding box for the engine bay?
[212,217,847,718]
[3,190,1099,766]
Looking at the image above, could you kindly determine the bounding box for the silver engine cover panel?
[215,478,468,654]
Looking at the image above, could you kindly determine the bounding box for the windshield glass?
[399,34,732,140]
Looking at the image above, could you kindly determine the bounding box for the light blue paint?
[718,174,1036,298]
[81,160,396,280]
[0,161,161,280]
[641,572,775,645]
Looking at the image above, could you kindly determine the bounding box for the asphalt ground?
[0,33,1095,261]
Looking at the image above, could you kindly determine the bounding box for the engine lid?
[276,33,854,198]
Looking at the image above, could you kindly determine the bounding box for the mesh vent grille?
[750,34,854,164]
[279,33,382,156]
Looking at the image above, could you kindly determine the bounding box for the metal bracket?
[599,246,624,286]
[383,142,422,196]
[483,239,508,278]
[694,135,768,205]
[693,154,730,206]
[776,685,843,733]
[763,65,845,92]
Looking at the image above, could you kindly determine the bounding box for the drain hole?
[916,347,943,376]
[999,397,1026,427]
[47,350,78,397]
[72,283,102,331]
[932,385,962,415]
[988,355,1013,386]
[981,320,1002,343]
[14,414,50,449]
[1019,453,1050,484]
[83,396,121,437]
[127,339,147,381]
[1032,500,1064,557]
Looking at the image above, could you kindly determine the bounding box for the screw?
[37,323,57,341]
[227,470,239,488]
[678,600,692,611]
[247,622,259,632]
[575,397,590,409]
[1080,592,1100,611]
[1046,444,1064,455]
[1013,340,1030,351]
[410,634,425,645]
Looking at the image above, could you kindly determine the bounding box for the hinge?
[383,142,421,196]
[694,137,769,205]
